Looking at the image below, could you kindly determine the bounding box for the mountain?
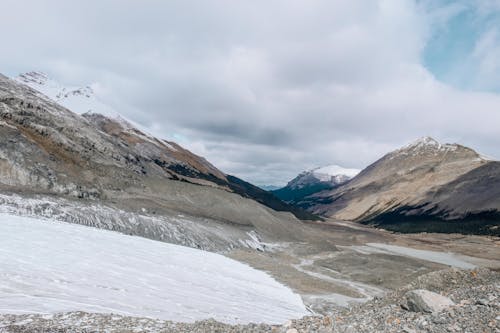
[305,137,500,235]
[260,185,281,191]
[272,165,360,207]
[0,72,317,251]
[16,71,117,117]
[15,72,317,219]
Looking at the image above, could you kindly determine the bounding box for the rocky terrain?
[272,165,359,207]
[0,72,317,252]
[303,137,500,235]
[12,72,314,222]
[1,268,498,333]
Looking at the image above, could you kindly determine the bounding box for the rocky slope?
[305,137,500,235]
[0,73,314,251]
[272,165,359,207]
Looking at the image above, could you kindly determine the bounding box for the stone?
[402,327,417,333]
[404,289,455,313]
[476,298,488,306]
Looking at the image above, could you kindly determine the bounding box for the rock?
[404,289,455,313]
[286,329,298,333]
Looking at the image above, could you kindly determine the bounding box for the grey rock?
[404,289,455,313]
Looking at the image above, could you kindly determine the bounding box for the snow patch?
[15,72,173,149]
[312,165,361,178]
[16,71,118,118]
[311,165,361,182]
[0,214,308,324]
[388,136,468,160]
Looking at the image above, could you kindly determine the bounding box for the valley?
[228,217,499,314]
[3,0,500,331]
[1,210,498,332]
[0,72,498,332]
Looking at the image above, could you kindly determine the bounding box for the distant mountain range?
[259,185,281,191]
[271,165,360,207]
[300,137,500,235]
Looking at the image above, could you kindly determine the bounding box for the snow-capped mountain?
[272,164,360,206]
[292,165,360,189]
[16,71,117,117]
[15,71,158,140]
[305,137,500,235]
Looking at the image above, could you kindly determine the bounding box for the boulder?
[404,289,455,313]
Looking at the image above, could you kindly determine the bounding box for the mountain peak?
[413,136,439,145]
[404,136,443,150]
[284,164,359,190]
[311,164,360,179]
[15,71,118,118]
[391,136,467,158]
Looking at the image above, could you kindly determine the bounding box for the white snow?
[14,72,178,151]
[399,136,459,154]
[0,214,307,324]
[311,165,360,182]
[15,72,118,118]
[410,136,441,148]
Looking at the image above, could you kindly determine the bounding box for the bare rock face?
[404,289,455,313]
[303,137,500,235]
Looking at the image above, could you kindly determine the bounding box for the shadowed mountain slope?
[303,137,500,235]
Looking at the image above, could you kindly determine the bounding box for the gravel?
[0,268,498,333]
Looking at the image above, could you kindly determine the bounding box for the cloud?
[472,28,500,90]
[1,0,500,186]
[421,0,500,92]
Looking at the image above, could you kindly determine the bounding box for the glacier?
[0,214,308,324]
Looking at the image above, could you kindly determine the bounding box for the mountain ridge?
[0,72,320,253]
[272,164,359,207]
[302,137,499,235]
[11,71,318,220]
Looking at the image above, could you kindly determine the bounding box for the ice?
[0,214,308,324]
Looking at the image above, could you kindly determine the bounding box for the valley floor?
[228,218,500,313]
[0,211,498,332]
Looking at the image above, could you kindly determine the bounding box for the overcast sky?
[2,0,500,186]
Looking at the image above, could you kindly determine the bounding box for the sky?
[1,0,500,186]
